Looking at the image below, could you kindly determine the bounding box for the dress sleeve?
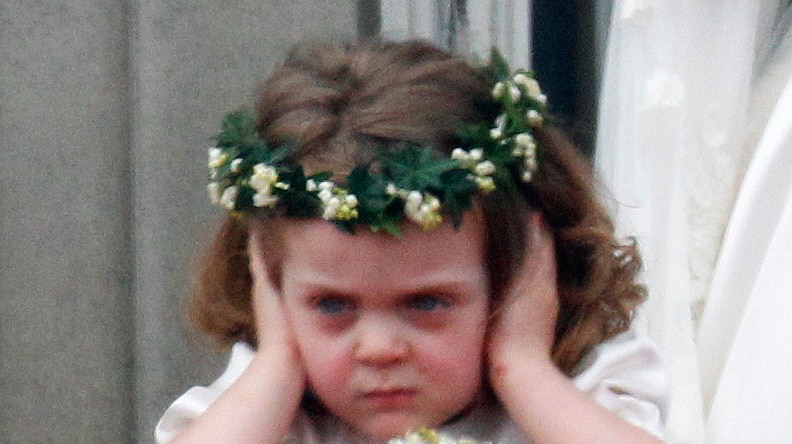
[571,328,669,439]
[154,342,256,443]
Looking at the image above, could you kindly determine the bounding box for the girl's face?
[280,215,490,441]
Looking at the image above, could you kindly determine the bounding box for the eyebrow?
[286,267,485,295]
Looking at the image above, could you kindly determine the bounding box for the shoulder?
[154,342,256,443]
[155,342,359,444]
[572,328,669,438]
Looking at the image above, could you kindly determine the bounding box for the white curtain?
[380,0,531,68]
[597,1,792,443]
[698,10,792,442]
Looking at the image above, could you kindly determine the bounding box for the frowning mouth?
[360,388,417,410]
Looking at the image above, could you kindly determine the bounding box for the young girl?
[156,40,667,443]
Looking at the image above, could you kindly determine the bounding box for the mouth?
[360,388,417,410]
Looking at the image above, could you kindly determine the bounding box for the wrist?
[489,348,558,397]
[248,346,305,388]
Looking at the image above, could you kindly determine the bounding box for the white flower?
[245,162,288,208]
[306,179,317,192]
[219,185,238,210]
[474,160,496,176]
[494,113,506,129]
[490,114,507,140]
[536,93,548,105]
[249,163,279,192]
[513,73,542,99]
[468,148,483,161]
[313,181,358,221]
[322,207,337,220]
[318,188,333,202]
[321,197,341,220]
[491,81,506,99]
[514,133,536,150]
[406,190,423,209]
[230,158,243,173]
[406,433,424,444]
[527,109,543,126]
[207,182,222,204]
[253,192,278,208]
[475,176,496,192]
[386,183,398,196]
[451,148,469,161]
[389,428,485,444]
[403,192,443,231]
[254,163,278,179]
[521,170,533,182]
[512,72,529,86]
[207,147,227,168]
[425,195,441,211]
[508,83,521,102]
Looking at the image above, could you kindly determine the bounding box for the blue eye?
[316,297,354,316]
[409,295,450,312]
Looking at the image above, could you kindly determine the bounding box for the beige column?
[0,1,357,442]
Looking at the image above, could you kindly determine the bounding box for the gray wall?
[0,1,357,443]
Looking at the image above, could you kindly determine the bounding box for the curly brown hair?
[190,40,645,376]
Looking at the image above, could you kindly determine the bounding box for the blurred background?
[2,1,791,443]
[0,2,608,442]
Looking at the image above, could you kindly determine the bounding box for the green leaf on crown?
[439,169,478,229]
[380,145,460,191]
[489,47,511,81]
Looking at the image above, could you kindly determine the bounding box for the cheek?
[291,322,351,386]
[418,317,488,382]
[301,341,353,403]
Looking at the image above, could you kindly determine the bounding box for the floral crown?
[206,51,547,236]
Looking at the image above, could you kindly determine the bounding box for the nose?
[353,314,409,367]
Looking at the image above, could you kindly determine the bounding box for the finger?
[247,233,278,296]
[247,231,270,284]
[503,213,556,304]
[489,213,559,356]
[525,213,557,292]
[247,232,287,345]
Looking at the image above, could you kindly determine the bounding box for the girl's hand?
[486,217,663,444]
[488,213,558,384]
[170,235,305,444]
[247,232,306,386]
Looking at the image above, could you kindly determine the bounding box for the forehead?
[280,215,486,288]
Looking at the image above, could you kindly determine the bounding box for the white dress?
[155,329,668,443]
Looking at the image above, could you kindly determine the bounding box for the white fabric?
[597,1,792,443]
[698,52,792,444]
[154,342,255,444]
[594,1,777,443]
[155,329,668,443]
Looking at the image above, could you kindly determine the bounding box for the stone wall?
[0,2,356,442]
